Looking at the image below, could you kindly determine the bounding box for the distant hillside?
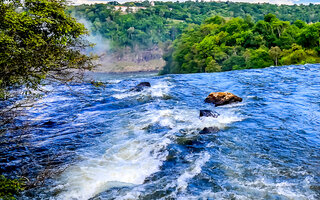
[67,1,320,72]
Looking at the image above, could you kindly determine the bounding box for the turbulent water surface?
[1,65,320,200]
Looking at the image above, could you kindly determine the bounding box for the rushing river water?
[1,64,320,200]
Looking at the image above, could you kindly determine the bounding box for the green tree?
[293,20,306,29]
[298,23,320,49]
[264,13,277,22]
[205,57,221,72]
[247,47,273,69]
[222,55,246,71]
[281,44,320,65]
[161,14,320,74]
[0,0,95,99]
[269,46,282,66]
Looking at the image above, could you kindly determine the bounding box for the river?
[0,64,320,199]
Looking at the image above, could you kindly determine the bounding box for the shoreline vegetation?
[0,0,95,99]
[67,1,320,73]
[0,175,24,200]
[160,14,320,74]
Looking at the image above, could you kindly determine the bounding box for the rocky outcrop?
[205,92,242,106]
[199,127,219,134]
[131,82,151,92]
[200,110,219,118]
[94,46,165,73]
[137,82,151,87]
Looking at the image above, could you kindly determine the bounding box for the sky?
[70,0,320,5]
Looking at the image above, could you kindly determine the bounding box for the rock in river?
[131,82,151,92]
[199,127,219,134]
[205,92,242,106]
[200,110,219,118]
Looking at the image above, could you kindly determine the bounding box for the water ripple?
[0,65,319,199]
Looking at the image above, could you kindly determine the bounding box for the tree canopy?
[160,14,320,74]
[0,0,95,99]
[68,1,320,53]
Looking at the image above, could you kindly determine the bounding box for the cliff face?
[94,46,165,73]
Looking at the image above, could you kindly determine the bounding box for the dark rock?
[42,121,56,127]
[205,92,242,106]
[176,137,197,146]
[142,123,170,133]
[131,82,151,92]
[176,137,205,151]
[200,110,219,118]
[199,127,219,134]
[137,82,151,87]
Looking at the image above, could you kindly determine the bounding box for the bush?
[0,175,24,200]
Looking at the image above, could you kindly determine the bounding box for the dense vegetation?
[0,175,24,200]
[67,2,186,51]
[68,1,320,52]
[0,0,95,99]
[161,14,320,74]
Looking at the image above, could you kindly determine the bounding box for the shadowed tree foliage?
[0,0,96,99]
[0,175,24,200]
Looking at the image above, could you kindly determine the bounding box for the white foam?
[239,176,317,199]
[143,107,243,133]
[178,175,317,200]
[112,91,139,99]
[108,79,121,84]
[110,88,125,92]
[176,152,210,192]
[150,81,171,98]
[50,88,243,199]
[112,81,171,100]
[207,152,318,200]
[119,151,211,200]
[53,133,170,200]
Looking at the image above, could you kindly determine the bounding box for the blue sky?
[71,0,320,5]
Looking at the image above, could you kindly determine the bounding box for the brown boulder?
[205,92,242,106]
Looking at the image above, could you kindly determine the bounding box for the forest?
[68,1,320,52]
[161,14,320,74]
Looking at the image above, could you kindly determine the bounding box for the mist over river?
[1,64,320,200]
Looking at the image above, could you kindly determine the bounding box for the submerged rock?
[42,120,56,127]
[142,123,170,133]
[176,136,205,151]
[199,110,219,118]
[137,82,151,87]
[131,82,151,92]
[199,127,219,134]
[176,137,198,146]
[205,92,242,106]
